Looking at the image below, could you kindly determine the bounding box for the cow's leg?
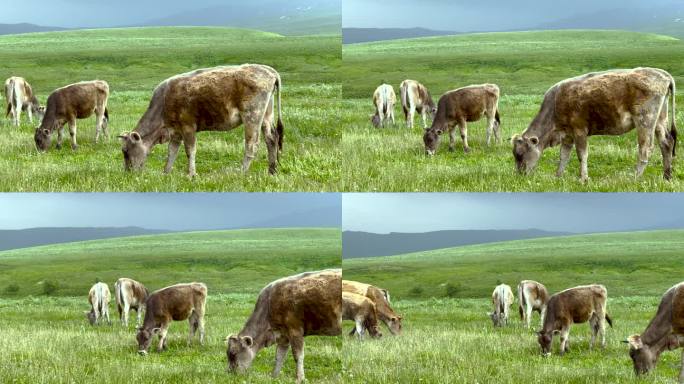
[181,130,198,178]
[14,102,21,126]
[599,314,607,349]
[290,332,305,384]
[636,125,652,178]
[559,326,570,355]
[526,305,533,329]
[241,106,267,173]
[187,312,198,345]
[635,97,665,178]
[272,338,289,378]
[117,303,123,323]
[485,114,494,146]
[157,325,169,351]
[448,124,457,152]
[27,107,33,124]
[355,316,365,339]
[574,135,589,183]
[421,110,428,129]
[557,137,574,177]
[377,102,385,128]
[68,119,78,150]
[408,106,416,129]
[136,308,143,327]
[458,119,470,153]
[95,110,104,144]
[123,303,130,327]
[390,106,395,125]
[589,315,598,349]
[539,307,546,331]
[261,113,278,175]
[56,124,65,149]
[104,306,111,325]
[164,133,183,174]
[655,105,674,180]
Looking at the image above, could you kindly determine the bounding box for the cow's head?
[370,113,381,128]
[84,310,97,325]
[368,324,383,338]
[624,334,679,376]
[512,134,541,174]
[537,331,553,356]
[118,132,148,171]
[226,334,256,373]
[423,127,442,156]
[387,315,402,335]
[34,127,51,152]
[136,326,159,355]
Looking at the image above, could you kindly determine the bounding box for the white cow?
[371,84,396,127]
[4,76,43,126]
[114,277,149,327]
[400,79,436,128]
[85,282,111,325]
[490,283,514,327]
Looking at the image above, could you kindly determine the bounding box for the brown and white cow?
[114,277,149,327]
[4,76,44,126]
[371,84,396,128]
[625,282,684,382]
[34,80,109,151]
[489,283,514,327]
[136,282,207,355]
[85,282,111,326]
[342,279,402,335]
[226,269,341,384]
[118,64,284,177]
[538,284,613,356]
[512,67,677,182]
[400,79,436,129]
[423,84,501,156]
[518,280,549,329]
[343,291,382,339]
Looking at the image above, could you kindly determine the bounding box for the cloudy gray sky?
[343,193,684,233]
[0,193,340,230]
[343,0,681,30]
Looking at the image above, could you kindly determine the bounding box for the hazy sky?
[343,193,684,233]
[343,0,681,30]
[0,193,340,230]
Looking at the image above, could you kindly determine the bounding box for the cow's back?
[269,269,342,336]
[163,64,278,131]
[47,80,108,119]
[147,282,207,321]
[552,285,606,323]
[670,283,684,334]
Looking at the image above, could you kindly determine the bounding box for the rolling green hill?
[0,227,341,297]
[341,30,684,192]
[343,229,684,299]
[0,27,341,191]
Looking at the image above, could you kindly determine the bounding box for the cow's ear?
[435,128,443,135]
[511,134,523,145]
[667,335,680,350]
[117,132,129,140]
[241,336,253,348]
[131,132,142,142]
[152,327,161,334]
[626,335,643,349]
[529,136,539,145]
[42,129,49,135]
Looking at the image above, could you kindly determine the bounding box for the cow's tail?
[605,313,613,328]
[274,74,284,152]
[104,107,109,122]
[669,78,677,157]
[400,82,408,120]
[518,283,525,320]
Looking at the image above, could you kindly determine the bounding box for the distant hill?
[343,229,572,258]
[138,1,340,35]
[0,227,172,251]
[343,27,457,44]
[0,23,68,35]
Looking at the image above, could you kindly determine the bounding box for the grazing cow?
[625,282,684,382]
[136,282,207,355]
[34,80,110,151]
[423,84,501,155]
[85,282,111,326]
[512,67,677,182]
[400,79,436,128]
[538,284,613,356]
[518,280,549,329]
[371,84,396,128]
[4,76,44,126]
[343,291,382,339]
[118,64,284,177]
[226,269,341,384]
[342,279,402,335]
[114,278,149,327]
[489,283,514,327]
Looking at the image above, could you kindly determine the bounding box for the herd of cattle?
[372,67,678,181]
[489,280,684,382]
[3,63,284,176]
[80,271,684,382]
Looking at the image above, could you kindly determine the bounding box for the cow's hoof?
[71,144,78,150]
[463,147,471,153]
[138,350,148,356]
[448,147,455,153]
[56,144,62,150]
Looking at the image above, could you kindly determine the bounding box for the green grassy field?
[0,27,341,191]
[0,228,342,383]
[342,230,684,383]
[342,30,684,191]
